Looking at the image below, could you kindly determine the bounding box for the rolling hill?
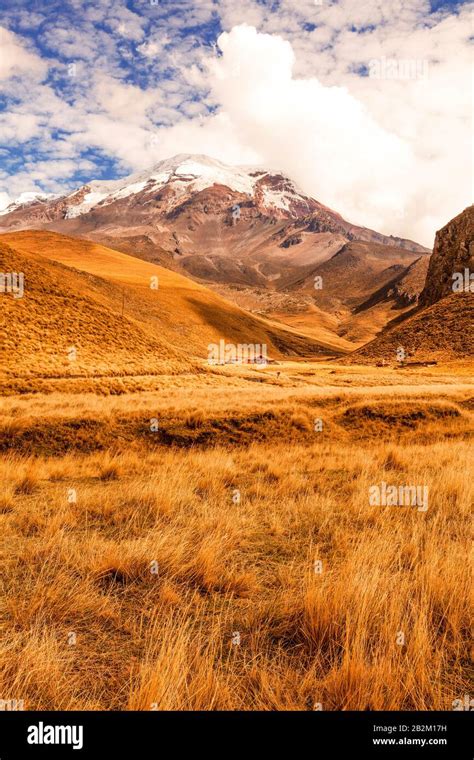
[0,230,342,383]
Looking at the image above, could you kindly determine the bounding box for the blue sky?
[0,0,472,244]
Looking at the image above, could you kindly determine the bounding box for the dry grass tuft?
[14,472,39,495]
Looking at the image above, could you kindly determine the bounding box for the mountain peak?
[148,153,232,172]
[55,153,313,220]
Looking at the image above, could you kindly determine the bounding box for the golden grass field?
[0,361,472,710]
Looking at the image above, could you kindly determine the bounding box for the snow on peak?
[149,153,231,173]
[0,191,59,216]
[127,153,261,195]
[62,154,263,217]
[34,154,312,219]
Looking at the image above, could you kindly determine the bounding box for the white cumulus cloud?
[153,18,472,246]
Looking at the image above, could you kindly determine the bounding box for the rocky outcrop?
[419,205,474,306]
[344,206,474,364]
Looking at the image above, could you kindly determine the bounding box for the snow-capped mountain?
[0,153,426,248]
[0,155,317,223]
[58,154,319,220]
[0,154,428,324]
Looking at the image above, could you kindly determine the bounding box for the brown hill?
[244,242,429,349]
[386,255,430,307]
[0,231,341,383]
[348,293,473,363]
[0,242,189,380]
[297,241,425,308]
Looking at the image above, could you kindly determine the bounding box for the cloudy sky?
[0,0,472,245]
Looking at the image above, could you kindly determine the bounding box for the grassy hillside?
[0,241,191,380]
[0,231,342,385]
[348,293,474,363]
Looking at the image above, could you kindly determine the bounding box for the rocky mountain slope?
[419,205,474,306]
[347,293,473,363]
[349,206,474,363]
